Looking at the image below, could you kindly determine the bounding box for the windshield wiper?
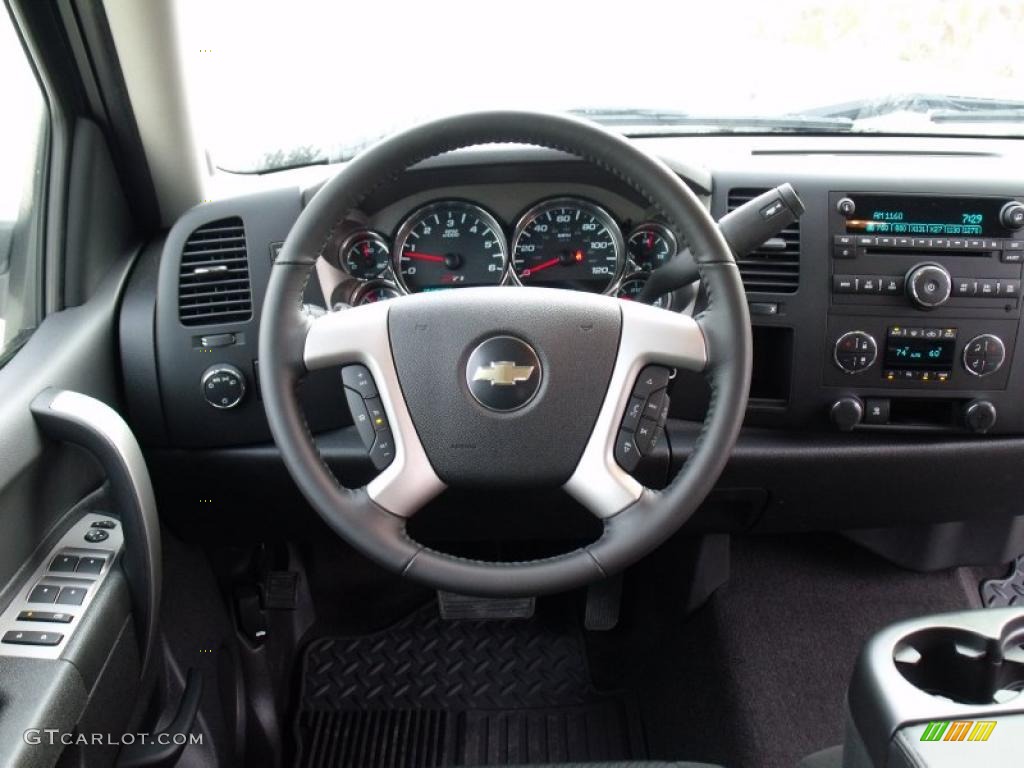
[571,107,853,133]
[803,93,1024,123]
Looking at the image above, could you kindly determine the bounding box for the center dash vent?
[178,217,252,326]
[727,188,801,294]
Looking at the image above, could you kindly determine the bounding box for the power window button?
[56,587,87,606]
[50,555,79,572]
[76,556,106,575]
[28,584,59,604]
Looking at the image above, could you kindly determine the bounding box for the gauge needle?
[404,251,447,263]
[521,257,561,277]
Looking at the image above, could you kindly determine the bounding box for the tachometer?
[340,231,390,280]
[393,201,507,293]
[627,222,676,271]
[511,198,624,293]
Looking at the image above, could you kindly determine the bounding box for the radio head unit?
[843,194,1016,238]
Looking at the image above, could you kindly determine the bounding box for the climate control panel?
[824,318,1017,391]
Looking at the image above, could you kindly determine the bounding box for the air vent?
[178,217,252,326]
[727,188,801,294]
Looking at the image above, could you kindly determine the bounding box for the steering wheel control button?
[75,556,106,575]
[50,554,79,573]
[201,364,247,409]
[342,365,378,398]
[466,336,542,412]
[364,398,389,431]
[369,429,396,470]
[963,334,1005,377]
[635,419,659,455]
[90,520,117,529]
[621,397,645,432]
[643,389,670,424]
[28,584,59,604]
[632,366,671,398]
[834,331,877,374]
[56,587,87,606]
[614,430,641,472]
[17,611,73,624]
[84,529,109,543]
[3,630,64,646]
[344,389,376,449]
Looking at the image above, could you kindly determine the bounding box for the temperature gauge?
[340,231,390,280]
[627,222,677,271]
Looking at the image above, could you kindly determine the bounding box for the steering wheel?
[259,111,751,596]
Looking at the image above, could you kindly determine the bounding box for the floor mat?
[294,603,645,767]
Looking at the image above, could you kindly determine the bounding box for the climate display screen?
[884,337,955,369]
[845,195,1009,237]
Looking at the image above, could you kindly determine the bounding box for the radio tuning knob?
[905,263,952,309]
[1000,201,1024,231]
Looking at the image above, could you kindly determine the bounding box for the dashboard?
[116,134,1024,553]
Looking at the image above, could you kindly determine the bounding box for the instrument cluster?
[332,197,678,309]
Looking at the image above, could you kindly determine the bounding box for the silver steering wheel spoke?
[304,302,445,517]
[564,299,708,519]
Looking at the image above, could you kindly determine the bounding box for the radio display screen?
[884,337,956,369]
[845,195,1010,238]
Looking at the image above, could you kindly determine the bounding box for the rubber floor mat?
[294,603,645,767]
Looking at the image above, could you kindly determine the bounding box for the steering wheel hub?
[466,336,542,412]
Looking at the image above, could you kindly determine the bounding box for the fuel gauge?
[615,273,671,310]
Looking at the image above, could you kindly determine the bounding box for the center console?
[825,192,1024,433]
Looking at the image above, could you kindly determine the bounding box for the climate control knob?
[834,331,877,374]
[201,364,246,409]
[962,334,1006,377]
[905,263,952,309]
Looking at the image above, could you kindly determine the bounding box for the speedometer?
[393,201,507,293]
[511,198,624,293]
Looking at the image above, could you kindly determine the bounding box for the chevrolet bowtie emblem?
[472,361,536,386]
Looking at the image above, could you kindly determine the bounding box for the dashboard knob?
[833,331,877,374]
[830,397,863,432]
[905,263,952,309]
[962,333,1006,377]
[836,197,856,218]
[1000,201,1024,230]
[963,400,997,434]
[201,364,246,409]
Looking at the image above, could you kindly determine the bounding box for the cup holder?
[894,626,1024,705]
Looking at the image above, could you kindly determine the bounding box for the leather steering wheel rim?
[259,110,751,596]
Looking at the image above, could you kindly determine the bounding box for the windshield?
[176,0,1024,173]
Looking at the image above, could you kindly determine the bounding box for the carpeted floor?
[617,534,981,768]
